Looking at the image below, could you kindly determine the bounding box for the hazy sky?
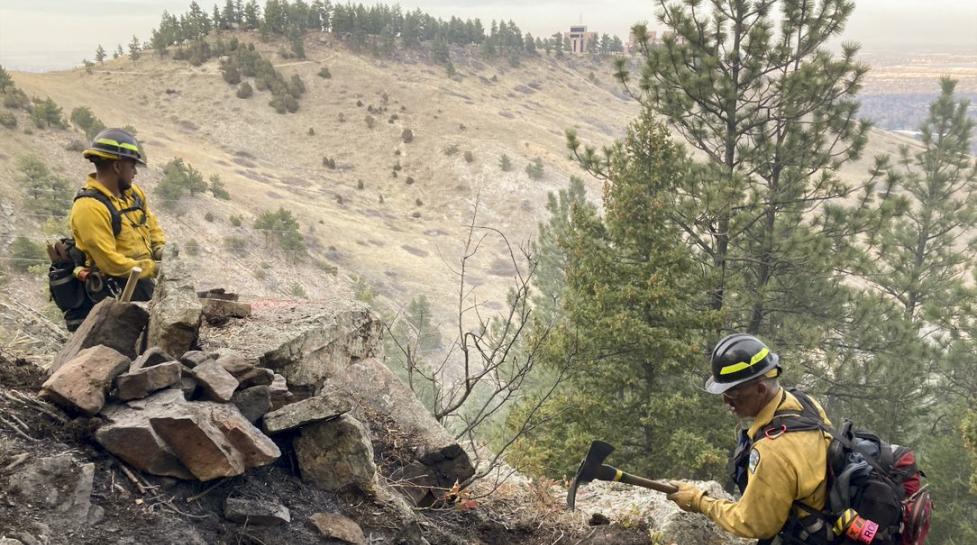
[1,0,975,71]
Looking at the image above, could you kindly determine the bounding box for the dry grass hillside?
[0,32,927,360]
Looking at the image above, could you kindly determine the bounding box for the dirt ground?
[0,353,650,545]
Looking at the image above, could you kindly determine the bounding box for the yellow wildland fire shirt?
[699,390,832,539]
[69,175,165,279]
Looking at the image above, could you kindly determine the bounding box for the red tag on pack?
[845,516,879,543]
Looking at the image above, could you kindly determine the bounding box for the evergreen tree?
[510,111,725,480]
[532,176,592,326]
[224,0,238,25]
[0,65,12,93]
[18,155,72,219]
[114,44,124,59]
[128,35,142,60]
[243,1,260,30]
[551,32,563,57]
[95,45,106,63]
[524,33,536,55]
[614,2,879,359]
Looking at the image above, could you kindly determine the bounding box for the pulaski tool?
[567,440,678,510]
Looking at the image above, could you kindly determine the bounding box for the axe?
[567,440,678,510]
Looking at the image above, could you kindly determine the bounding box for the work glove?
[667,481,706,513]
[152,246,164,261]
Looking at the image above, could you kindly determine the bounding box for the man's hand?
[152,246,164,261]
[667,481,706,513]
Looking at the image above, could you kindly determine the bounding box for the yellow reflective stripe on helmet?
[95,138,139,152]
[719,347,769,375]
[613,469,623,482]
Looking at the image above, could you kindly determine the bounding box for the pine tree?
[128,35,142,60]
[509,111,725,480]
[614,1,881,358]
[532,176,592,326]
[114,44,124,59]
[0,65,12,93]
[95,44,106,63]
[243,1,260,30]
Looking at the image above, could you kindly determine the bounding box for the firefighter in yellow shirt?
[667,334,835,545]
[64,128,165,329]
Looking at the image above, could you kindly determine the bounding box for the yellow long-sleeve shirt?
[69,175,165,279]
[699,390,832,539]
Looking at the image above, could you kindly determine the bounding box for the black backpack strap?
[75,188,122,237]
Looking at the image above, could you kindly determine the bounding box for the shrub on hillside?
[443,144,459,156]
[365,115,375,129]
[156,158,207,207]
[525,157,544,180]
[255,207,306,260]
[221,62,241,85]
[3,88,30,110]
[18,155,71,218]
[64,139,86,152]
[284,95,299,113]
[289,75,305,98]
[464,150,475,163]
[269,96,287,114]
[69,106,105,139]
[236,82,253,99]
[401,129,414,143]
[204,212,215,222]
[0,111,16,129]
[229,214,243,227]
[322,156,337,169]
[31,97,68,129]
[9,236,44,272]
[224,236,248,258]
[499,154,513,172]
[210,175,230,200]
[318,66,332,79]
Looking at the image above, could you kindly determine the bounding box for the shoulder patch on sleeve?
[749,448,761,474]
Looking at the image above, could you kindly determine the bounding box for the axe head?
[567,440,614,511]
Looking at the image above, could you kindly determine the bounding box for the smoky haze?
[0,0,975,71]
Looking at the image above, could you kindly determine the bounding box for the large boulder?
[151,401,280,481]
[50,300,148,374]
[147,257,202,358]
[41,345,131,415]
[294,415,377,494]
[257,308,382,389]
[328,358,475,505]
[96,389,193,479]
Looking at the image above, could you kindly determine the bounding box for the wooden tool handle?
[119,267,142,302]
[618,472,678,494]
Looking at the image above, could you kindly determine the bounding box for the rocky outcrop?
[147,258,202,358]
[50,300,148,374]
[41,346,131,415]
[257,308,382,389]
[294,415,377,494]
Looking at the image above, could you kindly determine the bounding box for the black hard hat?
[705,333,781,394]
[82,128,147,165]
